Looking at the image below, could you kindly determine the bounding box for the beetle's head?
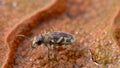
[31,34,43,48]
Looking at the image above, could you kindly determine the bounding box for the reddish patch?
[3,0,66,68]
[1,0,120,68]
[111,8,120,48]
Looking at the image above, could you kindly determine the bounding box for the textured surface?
[0,0,52,67]
[1,0,120,68]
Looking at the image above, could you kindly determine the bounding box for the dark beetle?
[31,31,75,48]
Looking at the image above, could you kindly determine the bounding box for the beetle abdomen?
[42,31,75,45]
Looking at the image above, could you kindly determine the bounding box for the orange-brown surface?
[1,0,120,68]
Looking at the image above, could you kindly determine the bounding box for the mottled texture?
[1,0,120,68]
[42,31,75,45]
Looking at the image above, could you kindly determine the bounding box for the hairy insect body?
[42,32,75,45]
[21,31,75,67]
[17,31,75,67]
[31,31,75,48]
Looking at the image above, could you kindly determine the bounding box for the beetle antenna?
[16,35,31,41]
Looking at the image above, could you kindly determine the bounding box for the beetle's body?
[17,31,75,67]
[42,31,75,44]
[31,31,75,48]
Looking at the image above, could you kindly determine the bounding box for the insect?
[31,31,75,60]
[31,31,75,48]
[17,31,75,67]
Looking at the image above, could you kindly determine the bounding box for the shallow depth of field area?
[1,0,120,68]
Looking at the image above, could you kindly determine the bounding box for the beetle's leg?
[45,44,49,59]
[23,42,34,59]
[51,45,54,61]
[45,44,50,67]
[24,47,33,58]
[51,44,55,68]
[50,39,55,66]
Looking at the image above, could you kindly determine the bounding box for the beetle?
[31,31,75,62]
[31,31,75,48]
[17,31,75,67]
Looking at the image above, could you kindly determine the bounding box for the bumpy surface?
[0,0,52,67]
[1,0,120,68]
